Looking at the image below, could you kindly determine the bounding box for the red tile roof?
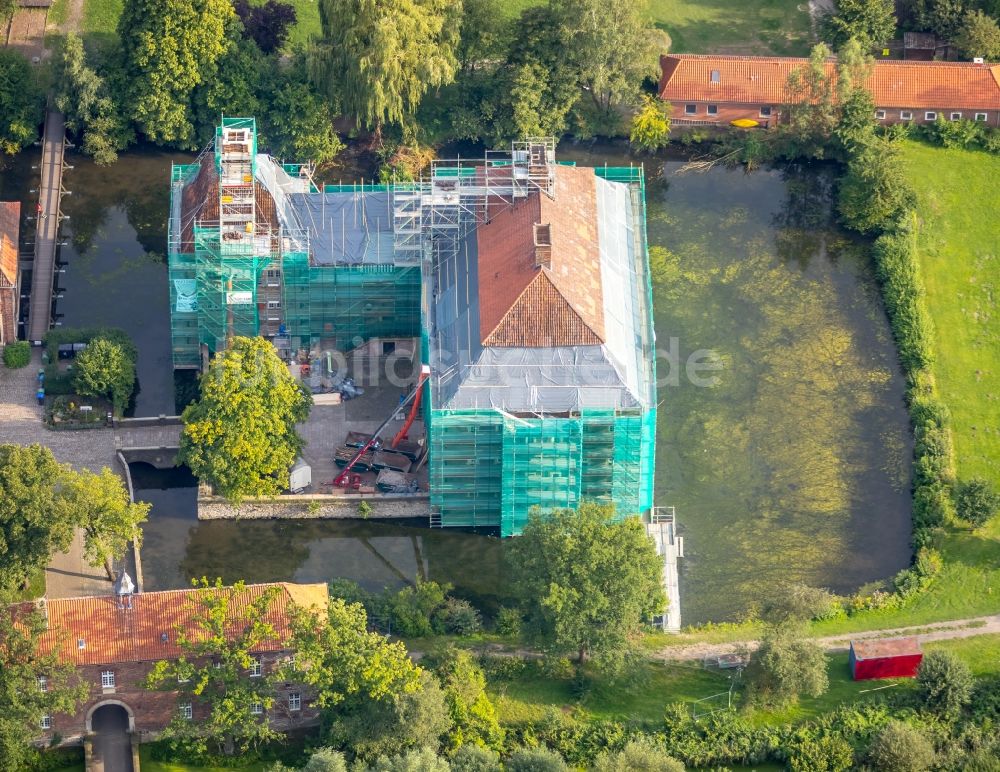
[29,582,328,666]
[659,54,1000,111]
[477,165,605,348]
[851,636,922,660]
[0,202,20,286]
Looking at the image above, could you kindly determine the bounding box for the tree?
[0,49,43,156]
[312,0,461,135]
[907,0,969,39]
[118,0,235,145]
[0,605,87,769]
[788,734,854,772]
[145,579,284,757]
[73,337,137,415]
[834,39,877,153]
[955,478,1000,527]
[916,650,974,717]
[838,137,915,233]
[53,34,130,165]
[630,96,671,152]
[450,744,502,772]
[508,502,664,667]
[553,0,661,116]
[262,58,344,164]
[820,0,896,51]
[592,738,685,772]
[193,34,264,141]
[179,336,311,501]
[456,0,509,73]
[745,621,829,706]
[505,747,569,772]
[428,647,504,752]
[234,0,297,54]
[366,747,451,772]
[0,445,76,595]
[60,467,150,581]
[867,720,935,772]
[782,44,839,158]
[955,10,1000,59]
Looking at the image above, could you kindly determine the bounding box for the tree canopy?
[745,621,829,706]
[312,0,462,133]
[118,0,235,145]
[0,445,76,596]
[73,336,137,415]
[630,95,672,152]
[820,0,897,51]
[955,478,1000,527]
[60,467,150,581]
[179,337,311,501]
[508,502,664,667]
[0,605,87,768]
[0,49,43,157]
[956,10,1000,60]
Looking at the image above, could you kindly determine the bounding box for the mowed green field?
[78,0,811,54]
[501,0,814,55]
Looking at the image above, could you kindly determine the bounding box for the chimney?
[533,223,552,268]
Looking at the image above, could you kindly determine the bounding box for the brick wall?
[40,650,320,746]
[0,285,17,344]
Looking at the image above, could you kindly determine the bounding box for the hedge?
[3,340,30,368]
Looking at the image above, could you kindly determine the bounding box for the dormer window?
[710,69,721,83]
[533,223,552,268]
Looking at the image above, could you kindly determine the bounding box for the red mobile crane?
[333,365,430,488]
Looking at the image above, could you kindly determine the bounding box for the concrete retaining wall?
[197,493,431,521]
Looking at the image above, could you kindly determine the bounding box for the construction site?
[167,117,658,538]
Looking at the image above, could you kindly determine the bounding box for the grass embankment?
[138,747,268,772]
[499,0,812,55]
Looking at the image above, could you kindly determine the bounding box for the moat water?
[0,143,912,623]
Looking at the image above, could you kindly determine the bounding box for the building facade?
[33,582,326,745]
[659,54,1000,128]
[0,201,21,344]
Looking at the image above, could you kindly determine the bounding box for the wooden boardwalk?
[647,507,683,633]
[27,109,66,343]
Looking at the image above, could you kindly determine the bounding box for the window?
[950,112,962,120]
[684,104,697,115]
[975,113,988,121]
[249,656,262,678]
[181,703,193,720]
[40,715,51,730]
[875,110,886,120]
[267,300,281,309]
[710,69,721,83]
[288,692,301,711]
[251,702,264,716]
[759,106,772,117]
[900,111,913,121]
[925,111,937,121]
[100,671,115,689]
[37,676,47,692]
[707,104,718,116]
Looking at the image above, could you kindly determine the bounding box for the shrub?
[495,606,522,637]
[592,737,685,771]
[787,733,854,772]
[761,583,840,623]
[867,720,935,772]
[3,340,30,368]
[434,597,482,636]
[478,653,528,682]
[388,580,451,637]
[505,746,569,772]
[955,478,1000,528]
[912,483,954,531]
[924,117,985,149]
[450,744,502,772]
[916,650,974,718]
[746,622,829,707]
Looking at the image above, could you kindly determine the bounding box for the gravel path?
[654,613,1000,662]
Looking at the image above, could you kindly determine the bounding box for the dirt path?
[653,613,1000,663]
[61,0,84,35]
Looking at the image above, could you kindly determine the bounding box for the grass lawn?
[286,0,321,48]
[499,0,813,55]
[82,0,122,35]
[12,567,46,602]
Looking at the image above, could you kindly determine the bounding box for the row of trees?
[820,0,1000,59]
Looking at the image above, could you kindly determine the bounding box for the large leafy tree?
[782,43,839,158]
[262,56,345,164]
[0,445,76,596]
[745,621,829,707]
[145,579,284,757]
[955,9,1000,59]
[73,337,137,415]
[820,0,896,51]
[179,336,311,501]
[117,0,234,145]
[916,650,974,717]
[234,0,297,54]
[0,49,43,157]
[508,502,664,667]
[53,34,130,165]
[0,606,87,769]
[312,0,462,135]
[838,136,914,233]
[429,647,504,753]
[60,468,150,581]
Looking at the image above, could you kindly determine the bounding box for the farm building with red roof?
[659,54,1000,128]
[23,581,327,747]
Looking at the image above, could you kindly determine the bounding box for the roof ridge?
[664,52,997,68]
[43,581,301,606]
